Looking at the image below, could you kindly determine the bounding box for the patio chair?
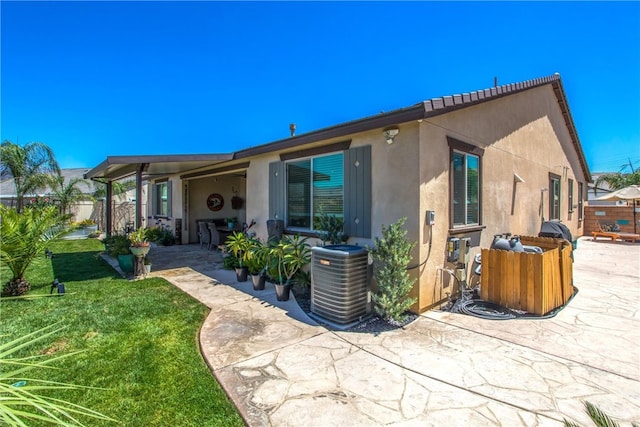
[198,221,211,249]
[592,221,640,243]
[207,222,221,251]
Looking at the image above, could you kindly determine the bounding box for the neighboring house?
[0,168,95,220]
[86,74,591,312]
[0,168,146,230]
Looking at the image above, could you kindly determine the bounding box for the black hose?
[447,286,579,320]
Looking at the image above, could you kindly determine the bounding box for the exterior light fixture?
[383,127,399,144]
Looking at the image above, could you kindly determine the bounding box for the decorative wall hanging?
[206,193,224,211]
[231,195,244,210]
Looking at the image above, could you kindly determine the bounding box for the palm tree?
[0,140,61,212]
[47,174,94,216]
[0,205,66,296]
[91,179,136,199]
[593,160,640,194]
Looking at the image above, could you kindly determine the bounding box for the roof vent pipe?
[289,123,296,137]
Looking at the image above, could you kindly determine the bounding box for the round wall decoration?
[206,193,224,211]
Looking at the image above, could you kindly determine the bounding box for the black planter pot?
[251,274,266,290]
[235,266,249,282]
[275,283,291,301]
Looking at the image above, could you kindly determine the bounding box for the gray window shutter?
[269,161,285,221]
[344,145,371,238]
[151,183,157,216]
[167,180,172,217]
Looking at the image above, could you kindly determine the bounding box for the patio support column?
[105,180,113,237]
[135,164,143,229]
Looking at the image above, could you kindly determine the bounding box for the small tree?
[369,217,417,323]
[0,205,66,296]
[47,174,94,216]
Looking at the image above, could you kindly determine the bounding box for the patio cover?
[85,153,233,233]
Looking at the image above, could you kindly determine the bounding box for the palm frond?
[0,323,117,426]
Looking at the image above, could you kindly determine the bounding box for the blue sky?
[2,1,639,173]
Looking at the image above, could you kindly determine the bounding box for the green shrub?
[146,226,175,246]
[369,217,417,322]
[223,254,240,270]
[101,234,131,257]
[314,211,347,245]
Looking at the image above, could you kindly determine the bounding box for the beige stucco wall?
[157,84,587,314]
[412,85,586,311]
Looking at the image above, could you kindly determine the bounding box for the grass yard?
[0,238,244,426]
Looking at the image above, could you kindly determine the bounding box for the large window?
[286,153,343,230]
[452,151,480,227]
[269,145,371,238]
[549,173,561,220]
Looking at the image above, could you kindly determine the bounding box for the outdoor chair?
[198,221,211,249]
[592,221,640,243]
[207,222,221,251]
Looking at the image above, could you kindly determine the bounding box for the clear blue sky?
[2,1,639,173]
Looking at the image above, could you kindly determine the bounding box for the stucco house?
[85,73,591,312]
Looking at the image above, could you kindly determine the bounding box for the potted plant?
[225,216,237,230]
[143,256,152,274]
[225,231,251,281]
[129,228,150,257]
[269,235,311,301]
[245,239,268,290]
[102,234,134,274]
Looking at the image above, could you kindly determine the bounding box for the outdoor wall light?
[383,127,400,144]
[514,173,525,183]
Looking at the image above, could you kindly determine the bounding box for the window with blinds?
[286,152,344,230]
[452,151,480,226]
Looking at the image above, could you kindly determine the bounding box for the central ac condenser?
[311,245,371,326]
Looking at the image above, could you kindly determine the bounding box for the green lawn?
[1,238,244,426]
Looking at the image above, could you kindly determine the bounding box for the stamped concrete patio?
[140,237,639,426]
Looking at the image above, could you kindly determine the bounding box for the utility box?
[311,245,371,326]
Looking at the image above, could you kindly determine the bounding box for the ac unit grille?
[311,245,371,325]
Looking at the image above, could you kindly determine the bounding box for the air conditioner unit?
[311,245,371,327]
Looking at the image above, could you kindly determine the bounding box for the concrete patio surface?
[138,237,639,426]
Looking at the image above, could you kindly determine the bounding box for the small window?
[568,179,574,215]
[154,182,170,217]
[549,173,561,221]
[452,151,480,227]
[286,152,343,231]
[578,182,584,222]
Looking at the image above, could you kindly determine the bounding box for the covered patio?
[84,154,250,242]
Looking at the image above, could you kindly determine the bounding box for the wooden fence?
[480,236,573,315]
